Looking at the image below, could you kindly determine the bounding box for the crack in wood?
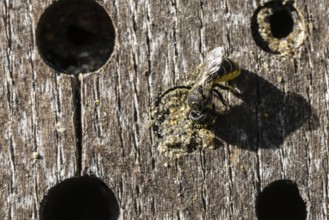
[71,76,82,176]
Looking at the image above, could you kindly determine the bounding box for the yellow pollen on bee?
[215,69,241,83]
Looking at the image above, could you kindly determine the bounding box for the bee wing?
[201,47,225,82]
[197,47,225,96]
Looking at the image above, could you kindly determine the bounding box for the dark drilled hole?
[251,1,305,55]
[36,0,116,74]
[40,176,120,220]
[66,25,95,46]
[269,10,294,39]
[256,179,307,220]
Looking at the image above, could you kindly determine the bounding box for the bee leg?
[213,83,242,98]
[212,89,229,111]
[154,85,191,106]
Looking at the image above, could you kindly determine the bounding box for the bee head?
[187,85,211,112]
[189,108,215,124]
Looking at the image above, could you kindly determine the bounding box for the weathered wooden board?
[1,0,80,219]
[1,0,329,219]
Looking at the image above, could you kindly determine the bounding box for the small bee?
[155,47,241,125]
[187,47,241,124]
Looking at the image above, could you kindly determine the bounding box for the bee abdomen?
[215,57,241,82]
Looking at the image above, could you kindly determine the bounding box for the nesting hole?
[251,1,306,55]
[269,10,294,39]
[256,179,307,220]
[40,176,119,220]
[36,0,116,74]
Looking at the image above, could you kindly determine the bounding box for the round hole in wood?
[36,0,116,74]
[256,179,306,220]
[251,1,306,55]
[40,176,119,220]
[269,9,294,39]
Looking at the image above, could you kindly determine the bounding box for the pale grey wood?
[1,0,78,219]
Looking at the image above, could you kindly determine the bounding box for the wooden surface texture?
[0,0,328,219]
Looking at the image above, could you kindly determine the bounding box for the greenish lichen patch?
[152,88,215,158]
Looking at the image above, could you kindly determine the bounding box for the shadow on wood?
[214,70,319,151]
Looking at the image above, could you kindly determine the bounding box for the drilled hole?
[251,1,306,55]
[36,0,116,74]
[269,10,294,38]
[40,176,120,220]
[256,179,307,220]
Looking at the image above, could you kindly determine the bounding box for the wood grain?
[1,0,328,219]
